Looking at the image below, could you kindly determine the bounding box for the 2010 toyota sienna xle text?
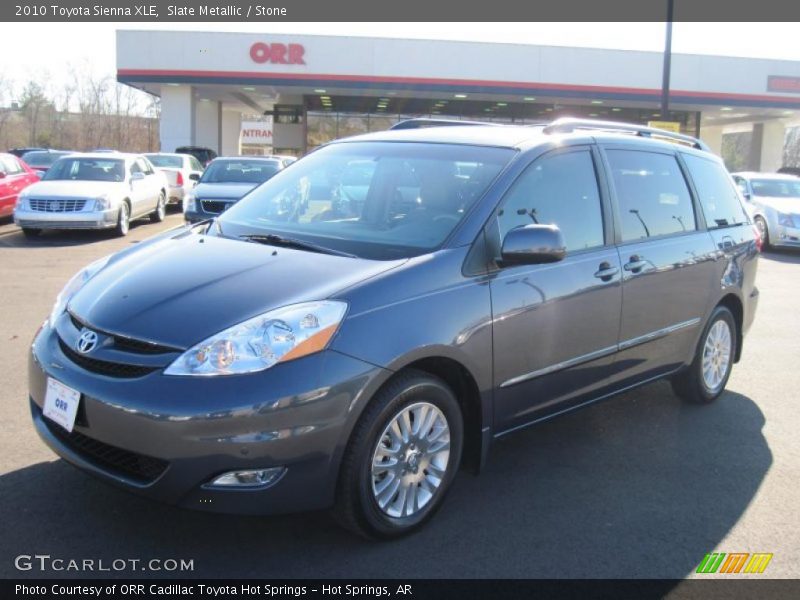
[28,119,760,539]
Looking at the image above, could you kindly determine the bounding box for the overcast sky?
[2,22,800,93]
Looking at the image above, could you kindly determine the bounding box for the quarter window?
[492,150,605,254]
[606,150,696,241]
[683,155,749,228]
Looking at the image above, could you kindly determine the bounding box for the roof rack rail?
[542,118,709,151]
[390,118,501,130]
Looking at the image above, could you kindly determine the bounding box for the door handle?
[624,255,648,273]
[593,262,620,282]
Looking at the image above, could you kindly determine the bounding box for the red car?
[0,153,39,218]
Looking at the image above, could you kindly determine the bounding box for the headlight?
[183,193,196,213]
[164,301,348,377]
[778,212,796,228]
[48,255,111,327]
[93,195,112,210]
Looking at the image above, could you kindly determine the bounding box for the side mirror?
[130,171,145,182]
[500,224,567,266]
[34,170,45,178]
[189,173,200,182]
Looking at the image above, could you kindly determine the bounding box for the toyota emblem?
[76,329,99,354]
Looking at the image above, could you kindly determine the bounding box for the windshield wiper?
[240,233,357,258]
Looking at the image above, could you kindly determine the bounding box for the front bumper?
[14,207,118,230]
[771,224,800,248]
[29,321,388,515]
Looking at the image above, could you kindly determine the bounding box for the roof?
[213,156,282,163]
[60,152,138,161]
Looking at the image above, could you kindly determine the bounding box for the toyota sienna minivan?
[28,119,759,538]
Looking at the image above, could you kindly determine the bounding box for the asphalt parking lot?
[0,213,798,579]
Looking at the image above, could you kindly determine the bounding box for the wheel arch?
[718,293,744,363]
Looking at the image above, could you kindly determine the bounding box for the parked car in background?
[8,147,45,158]
[21,150,73,175]
[183,157,284,223]
[269,154,298,168]
[732,172,800,249]
[175,146,218,167]
[14,153,168,237]
[144,153,204,207]
[0,153,40,218]
[29,119,758,538]
[777,166,800,177]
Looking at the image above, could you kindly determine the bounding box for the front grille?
[42,413,168,484]
[29,199,87,212]
[69,313,179,355]
[201,200,232,214]
[59,338,157,378]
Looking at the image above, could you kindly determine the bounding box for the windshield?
[145,154,183,168]
[200,160,280,184]
[751,178,800,198]
[22,151,67,167]
[217,141,515,260]
[42,157,125,182]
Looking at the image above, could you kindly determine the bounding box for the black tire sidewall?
[352,376,463,538]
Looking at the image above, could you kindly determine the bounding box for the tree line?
[0,66,159,153]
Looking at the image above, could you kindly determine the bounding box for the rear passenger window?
[606,150,696,241]
[682,154,749,229]
[493,150,605,253]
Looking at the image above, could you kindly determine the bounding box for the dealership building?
[117,30,800,170]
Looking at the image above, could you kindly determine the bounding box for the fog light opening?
[207,467,286,489]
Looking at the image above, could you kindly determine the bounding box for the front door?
[489,147,623,433]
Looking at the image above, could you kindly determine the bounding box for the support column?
[221,110,242,156]
[756,120,786,172]
[272,94,307,155]
[699,123,723,157]
[194,99,221,154]
[159,85,195,153]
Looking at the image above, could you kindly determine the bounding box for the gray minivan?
[28,119,759,538]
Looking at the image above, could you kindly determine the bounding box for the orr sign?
[250,42,306,65]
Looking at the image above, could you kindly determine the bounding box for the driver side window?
[490,150,605,256]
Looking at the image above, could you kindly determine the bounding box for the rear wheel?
[333,370,463,539]
[115,202,130,237]
[754,216,770,250]
[150,191,166,223]
[21,227,41,239]
[672,306,737,404]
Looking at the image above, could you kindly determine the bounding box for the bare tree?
[783,126,800,168]
[19,80,55,146]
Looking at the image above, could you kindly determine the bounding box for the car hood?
[23,180,121,198]
[193,182,257,200]
[754,196,800,213]
[69,230,405,349]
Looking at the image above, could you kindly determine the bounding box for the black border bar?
[5,580,800,600]
[3,0,800,22]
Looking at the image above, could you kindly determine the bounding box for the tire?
[333,370,463,539]
[21,228,41,239]
[754,216,770,250]
[671,306,737,404]
[115,202,130,237]
[150,191,166,223]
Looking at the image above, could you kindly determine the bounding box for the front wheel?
[754,216,770,250]
[671,306,737,404]
[115,202,130,237]
[334,370,463,539]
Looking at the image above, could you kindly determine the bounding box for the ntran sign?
[250,42,306,65]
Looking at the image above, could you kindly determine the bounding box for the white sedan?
[732,172,800,249]
[14,153,168,237]
[144,152,204,206]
